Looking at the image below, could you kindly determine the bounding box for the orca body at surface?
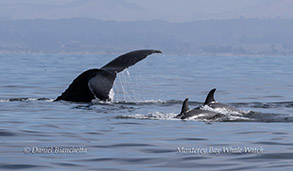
[175,98,222,120]
[203,88,244,114]
[175,88,242,120]
[55,49,162,103]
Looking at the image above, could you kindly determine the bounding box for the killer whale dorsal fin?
[180,98,190,114]
[101,49,162,73]
[204,88,217,105]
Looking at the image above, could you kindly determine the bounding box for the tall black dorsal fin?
[55,49,161,102]
[101,49,162,73]
[175,98,190,119]
[204,88,216,105]
[181,98,190,114]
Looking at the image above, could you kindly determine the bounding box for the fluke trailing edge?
[55,49,162,102]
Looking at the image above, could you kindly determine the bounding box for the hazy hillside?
[0,18,293,55]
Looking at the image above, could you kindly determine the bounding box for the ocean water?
[0,53,293,170]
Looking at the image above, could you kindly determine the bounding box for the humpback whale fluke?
[55,49,162,102]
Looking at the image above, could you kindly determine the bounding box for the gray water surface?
[0,53,293,170]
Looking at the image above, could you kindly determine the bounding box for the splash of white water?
[109,88,115,101]
[117,112,178,120]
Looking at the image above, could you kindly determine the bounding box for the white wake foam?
[117,112,178,120]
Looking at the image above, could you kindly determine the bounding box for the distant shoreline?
[1,18,293,56]
[0,50,292,57]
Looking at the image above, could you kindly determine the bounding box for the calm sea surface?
[0,53,293,170]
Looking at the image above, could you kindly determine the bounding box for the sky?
[1,0,293,22]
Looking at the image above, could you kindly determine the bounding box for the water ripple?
[77,157,159,164]
[236,153,293,160]
[0,164,46,170]
[170,137,208,141]
[93,143,154,148]
[140,148,174,154]
[0,130,16,136]
[253,141,293,146]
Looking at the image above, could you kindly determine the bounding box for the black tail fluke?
[55,49,162,103]
[204,88,216,105]
[101,49,162,73]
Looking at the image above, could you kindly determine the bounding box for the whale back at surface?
[203,89,244,114]
[179,108,219,120]
[175,88,245,120]
[175,97,220,120]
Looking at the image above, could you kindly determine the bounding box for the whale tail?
[204,88,217,105]
[101,49,162,73]
[55,49,162,102]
